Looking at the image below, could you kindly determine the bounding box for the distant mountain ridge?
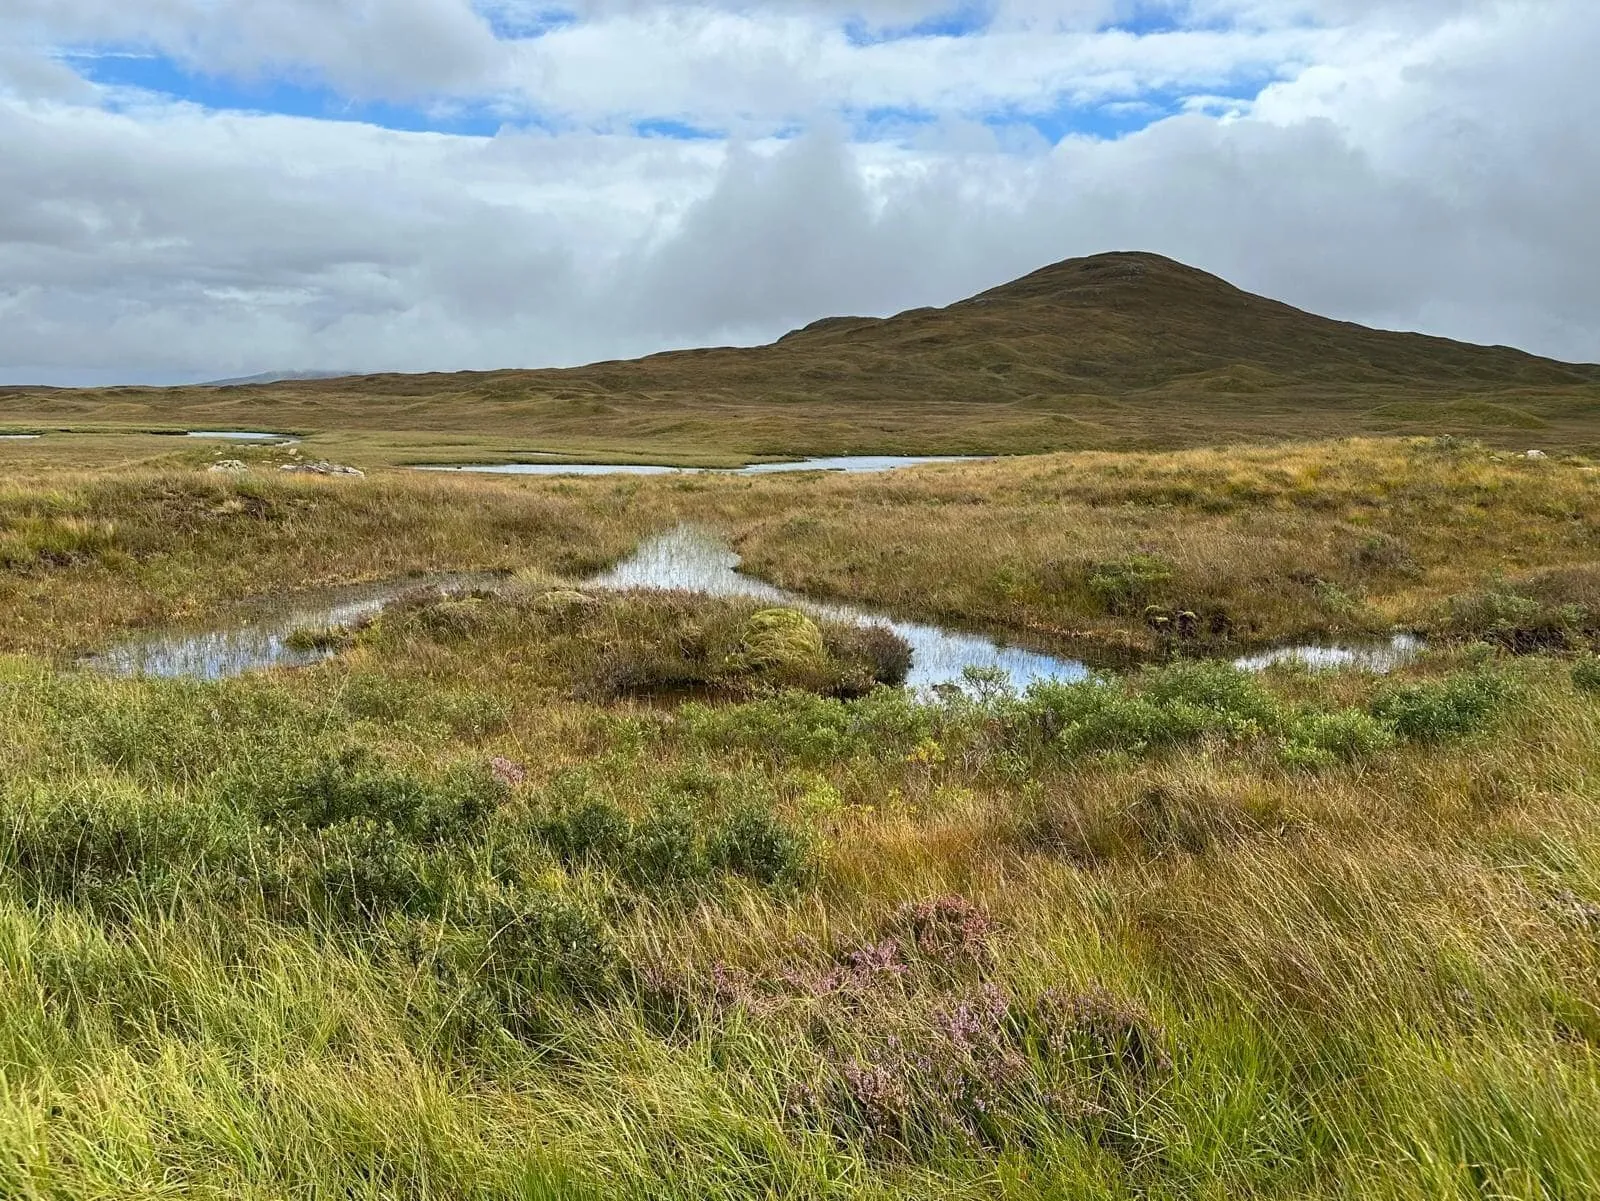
[200,370,350,388]
[6,252,1599,457]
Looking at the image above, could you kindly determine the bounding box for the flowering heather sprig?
[781,936,910,998]
[1031,986,1174,1084]
[890,895,999,969]
[782,979,1173,1158]
[488,756,526,787]
[838,1059,913,1143]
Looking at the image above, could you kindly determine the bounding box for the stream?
[90,524,1423,690]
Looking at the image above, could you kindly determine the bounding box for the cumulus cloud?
[0,0,1595,383]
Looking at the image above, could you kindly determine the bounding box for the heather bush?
[792,982,1172,1157]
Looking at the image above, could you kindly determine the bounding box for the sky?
[1,0,1597,385]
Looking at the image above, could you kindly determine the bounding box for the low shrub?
[466,893,620,1018]
[245,746,506,845]
[0,780,242,911]
[787,982,1172,1157]
[1437,578,1596,653]
[531,775,814,896]
[1028,662,1284,756]
[706,804,814,889]
[1278,708,1396,770]
[1370,670,1515,742]
[822,622,913,690]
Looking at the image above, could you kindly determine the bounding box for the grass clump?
[283,624,355,653]
[1087,552,1174,615]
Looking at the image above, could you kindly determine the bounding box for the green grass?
[0,643,1597,1198]
[1,431,1599,1196]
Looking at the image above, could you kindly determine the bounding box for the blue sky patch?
[634,118,722,141]
[998,71,1278,143]
[477,4,579,40]
[844,3,992,46]
[64,50,509,136]
[56,8,1274,151]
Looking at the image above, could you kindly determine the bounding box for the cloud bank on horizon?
[1,0,1596,384]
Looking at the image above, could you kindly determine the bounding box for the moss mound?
[727,608,826,675]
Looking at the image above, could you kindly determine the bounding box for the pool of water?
[89,526,1424,691]
[585,525,1086,692]
[185,431,295,442]
[1232,636,1423,673]
[88,573,504,680]
[423,462,683,476]
[417,455,989,477]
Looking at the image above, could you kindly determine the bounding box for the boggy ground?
[1,435,1597,660]
[0,436,1599,1198]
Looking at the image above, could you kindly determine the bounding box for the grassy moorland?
[5,253,1600,462]
[0,431,1597,1198]
[1,435,1596,661]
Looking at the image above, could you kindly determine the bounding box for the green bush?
[707,804,814,889]
[676,689,936,765]
[1573,656,1600,695]
[1027,662,1283,756]
[536,794,632,865]
[246,746,505,845]
[1439,587,1588,652]
[0,780,242,911]
[1279,709,1396,770]
[531,774,813,896]
[1370,670,1515,742]
[303,819,443,920]
[479,892,619,1004]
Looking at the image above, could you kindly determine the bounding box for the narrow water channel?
[90,525,1423,688]
[417,455,989,476]
[586,525,1090,691]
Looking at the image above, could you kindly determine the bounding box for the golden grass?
[0,435,1594,662]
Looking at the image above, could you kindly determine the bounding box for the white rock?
[279,460,366,477]
[1525,449,1549,460]
[208,459,248,474]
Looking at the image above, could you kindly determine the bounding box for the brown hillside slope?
[4,251,1598,460]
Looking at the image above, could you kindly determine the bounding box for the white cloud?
[0,0,1596,382]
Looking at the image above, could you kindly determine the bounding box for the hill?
[4,252,1598,460]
